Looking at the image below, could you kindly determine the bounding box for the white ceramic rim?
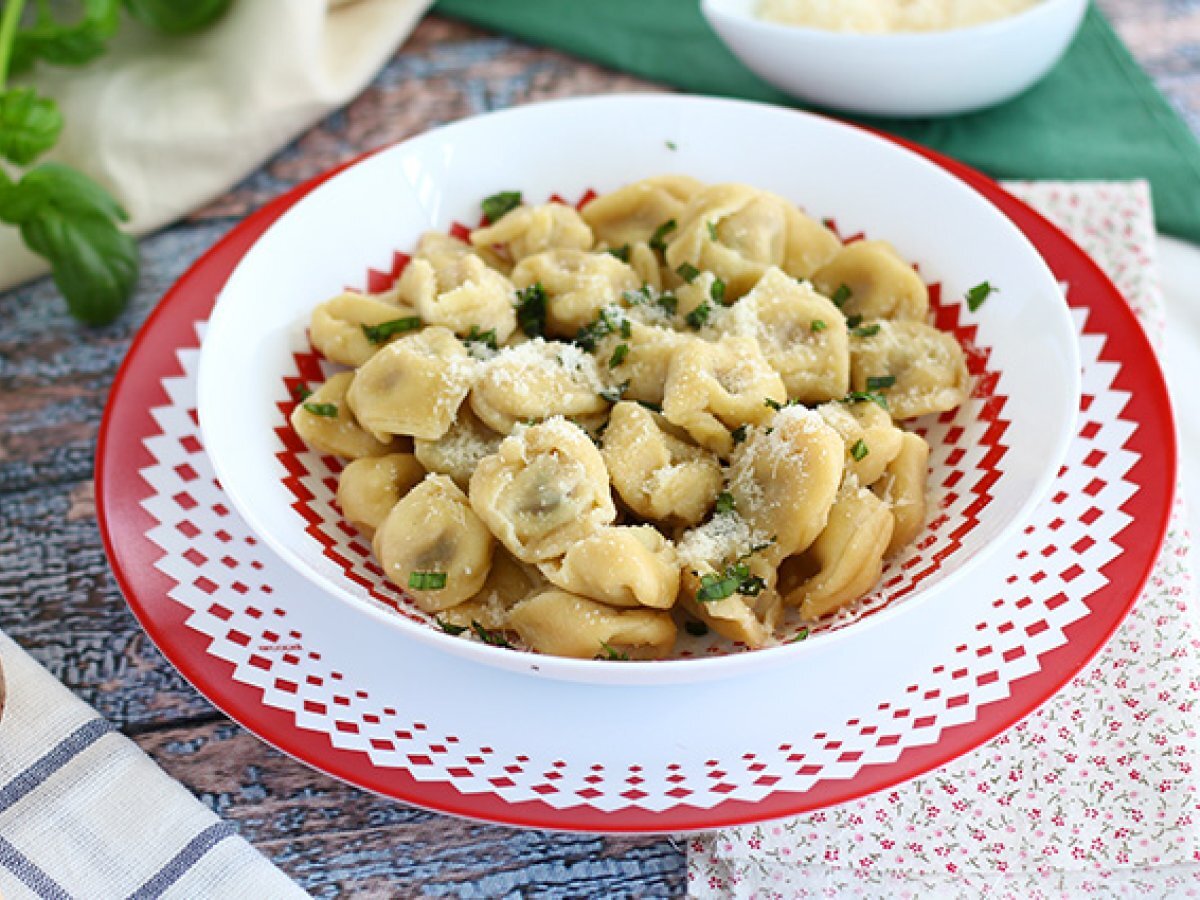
[197,94,1081,685]
[702,0,1082,43]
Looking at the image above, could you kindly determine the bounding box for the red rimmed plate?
[96,132,1174,833]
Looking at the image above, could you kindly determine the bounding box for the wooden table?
[1,4,1197,895]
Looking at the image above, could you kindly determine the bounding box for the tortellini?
[469,418,616,563]
[335,453,426,537]
[665,183,841,299]
[288,177,974,660]
[812,240,929,322]
[309,292,418,367]
[511,249,640,337]
[779,485,895,620]
[602,401,723,526]
[373,474,494,611]
[662,335,787,456]
[849,319,970,420]
[290,372,400,459]
[347,326,477,441]
[507,589,677,660]
[470,202,593,262]
[469,339,610,434]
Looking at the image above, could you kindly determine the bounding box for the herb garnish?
[464,325,498,350]
[811,320,828,333]
[852,323,881,337]
[790,627,811,643]
[866,375,896,391]
[764,397,801,412]
[435,617,467,636]
[408,571,447,590]
[714,491,736,515]
[599,381,630,403]
[649,219,677,254]
[656,294,679,315]
[481,190,522,224]
[576,307,625,351]
[966,280,998,312]
[515,282,548,337]
[710,277,727,305]
[362,316,421,344]
[292,384,312,402]
[684,620,709,637]
[851,439,870,462]
[706,221,719,241]
[676,262,701,283]
[665,140,677,151]
[845,314,863,329]
[685,301,711,329]
[302,402,338,418]
[597,641,630,661]
[471,620,512,648]
[607,244,631,262]
[842,390,889,410]
[731,424,749,445]
[831,284,851,307]
[695,562,766,602]
[609,343,630,368]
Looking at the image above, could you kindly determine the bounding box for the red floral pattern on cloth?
[688,182,1200,898]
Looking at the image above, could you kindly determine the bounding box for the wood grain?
[0,6,1196,896]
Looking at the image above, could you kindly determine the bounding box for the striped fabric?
[0,633,306,900]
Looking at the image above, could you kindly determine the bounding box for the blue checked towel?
[0,632,306,899]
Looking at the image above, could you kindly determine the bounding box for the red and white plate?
[97,118,1174,833]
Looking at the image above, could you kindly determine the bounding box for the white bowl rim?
[702,0,1083,44]
[198,93,1081,684]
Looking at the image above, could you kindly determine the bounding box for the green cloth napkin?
[431,0,1200,244]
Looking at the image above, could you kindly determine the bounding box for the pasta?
[289,178,975,660]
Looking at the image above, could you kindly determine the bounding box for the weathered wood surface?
[0,5,1197,896]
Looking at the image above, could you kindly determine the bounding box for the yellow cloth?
[1,0,432,290]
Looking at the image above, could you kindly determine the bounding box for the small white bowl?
[197,95,1079,685]
[702,0,1088,117]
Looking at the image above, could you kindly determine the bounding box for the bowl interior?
[197,95,1079,684]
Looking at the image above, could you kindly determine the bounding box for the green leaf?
[482,190,521,224]
[10,0,121,76]
[1,163,137,325]
[122,0,232,35]
[0,89,63,165]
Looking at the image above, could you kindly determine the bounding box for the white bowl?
[702,0,1088,117]
[197,94,1079,685]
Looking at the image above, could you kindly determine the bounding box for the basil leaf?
[9,0,121,76]
[122,0,232,35]
[482,190,522,224]
[0,89,63,166]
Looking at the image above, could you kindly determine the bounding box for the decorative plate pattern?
[96,142,1175,832]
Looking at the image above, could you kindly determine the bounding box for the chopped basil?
[408,571,447,590]
[292,384,312,401]
[665,140,677,151]
[684,620,709,637]
[831,284,851,307]
[696,562,763,603]
[675,262,701,283]
[731,424,749,445]
[576,307,624,351]
[302,402,338,418]
[649,219,677,254]
[852,323,881,337]
[597,641,630,661]
[464,325,498,350]
[636,399,663,413]
[790,627,811,643]
[714,491,736,515]
[866,374,896,390]
[710,277,727,305]
[599,381,630,403]
[845,314,863,329]
[362,316,422,344]
[609,343,630,368]
[811,320,828,333]
[607,244,631,262]
[435,617,467,636]
[471,620,512,648]
[842,390,889,410]
[764,397,801,412]
[482,190,522,224]
[822,217,836,231]
[685,301,711,329]
[966,280,998,312]
[620,318,632,338]
[706,221,719,242]
[656,294,678,315]
[515,282,548,337]
[851,439,870,462]
[623,286,652,306]
[738,574,767,597]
